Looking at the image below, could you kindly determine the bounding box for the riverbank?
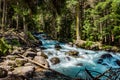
[0,30,71,80]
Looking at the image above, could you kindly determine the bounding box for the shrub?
[0,38,11,56]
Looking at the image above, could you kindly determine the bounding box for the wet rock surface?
[33,56,49,68]
[100,54,113,59]
[37,51,48,59]
[55,43,62,50]
[65,50,79,57]
[50,57,60,65]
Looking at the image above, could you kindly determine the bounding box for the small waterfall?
[34,33,120,79]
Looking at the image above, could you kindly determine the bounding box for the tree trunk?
[4,0,7,28]
[76,2,80,41]
[1,0,5,31]
[0,0,2,28]
[16,2,19,30]
[23,16,28,40]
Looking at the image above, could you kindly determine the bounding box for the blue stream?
[34,33,120,80]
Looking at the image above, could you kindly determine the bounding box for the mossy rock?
[37,51,48,59]
[50,57,60,65]
[15,58,27,67]
[65,50,79,57]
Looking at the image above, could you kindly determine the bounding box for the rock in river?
[37,51,48,59]
[65,50,79,57]
[50,57,60,65]
[100,54,113,59]
[55,43,62,50]
[33,56,49,68]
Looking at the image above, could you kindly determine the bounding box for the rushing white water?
[34,33,120,79]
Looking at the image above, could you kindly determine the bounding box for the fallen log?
[17,54,73,79]
[93,68,112,80]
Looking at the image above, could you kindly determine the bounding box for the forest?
[0,0,120,80]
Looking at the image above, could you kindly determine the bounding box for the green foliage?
[82,41,93,48]
[85,41,93,48]
[27,31,36,40]
[11,39,21,46]
[102,45,112,50]
[0,38,11,55]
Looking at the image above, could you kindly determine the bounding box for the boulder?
[37,51,48,59]
[50,57,60,65]
[26,48,37,52]
[15,58,27,67]
[23,51,37,59]
[12,66,35,78]
[24,63,34,66]
[76,63,83,66]
[65,56,71,61]
[11,49,21,55]
[33,56,49,68]
[1,74,24,80]
[6,55,18,60]
[35,47,41,52]
[65,50,79,57]
[100,54,113,59]
[5,60,16,68]
[0,67,8,78]
[55,43,62,50]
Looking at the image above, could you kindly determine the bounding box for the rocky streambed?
[0,47,70,80]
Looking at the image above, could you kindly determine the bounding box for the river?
[34,33,120,80]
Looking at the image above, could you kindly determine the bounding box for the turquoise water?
[34,33,120,80]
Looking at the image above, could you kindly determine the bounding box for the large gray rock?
[65,50,79,57]
[6,55,18,60]
[26,48,37,52]
[0,67,8,78]
[50,57,60,65]
[5,60,16,68]
[33,56,49,68]
[23,51,37,59]
[12,66,35,78]
[100,54,113,59]
[37,51,48,59]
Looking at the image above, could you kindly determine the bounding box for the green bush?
[82,41,93,49]
[0,38,11,56]
[27,31,36,40]
[102,45,112,50]
[11,39,21,46]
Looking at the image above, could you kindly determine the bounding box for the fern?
[0,38,11,55]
